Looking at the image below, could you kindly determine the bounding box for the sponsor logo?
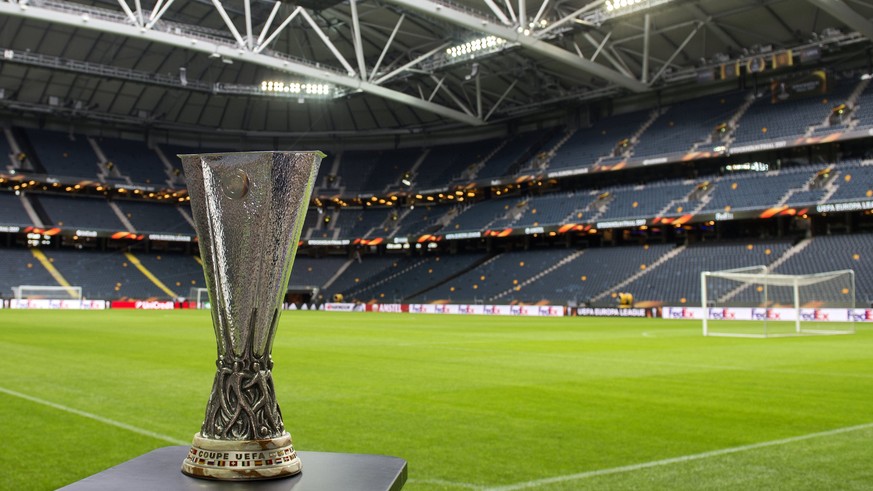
[596,219,647,229]
[135,300,175,310]
[815,200,873,213]
[577,307,647,318]
[799,309,829,321]
[642,157,669,166]
[148,233,192,242]
[708,308,736,320]
[667,307,697,319]
[75,229,98,238]
[547,167,589,178]
[731,140,788,154]
[525,227,545,235]
[322,303,356,312]
[307,239,351,246]
[373,304,402,313]
[445,231,482,240]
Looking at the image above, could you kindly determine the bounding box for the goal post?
[188,287,210,309]
[12,285,83,300]
[701,267,855,337]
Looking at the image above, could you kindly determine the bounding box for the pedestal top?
[58,446,407,491]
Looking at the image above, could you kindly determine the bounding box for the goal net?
[701,266,855,337]
[12,285,82,300]
[189,287,210,309]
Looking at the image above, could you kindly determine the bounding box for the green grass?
[1,310,872,490]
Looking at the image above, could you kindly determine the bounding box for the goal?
[189,287,211,309]
[701,266,855,337]
[12,285,82,300]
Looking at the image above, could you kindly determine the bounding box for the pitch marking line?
[0,385,188,445]
[486,422,873,491]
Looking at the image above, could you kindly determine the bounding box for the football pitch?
[1,310,872,490]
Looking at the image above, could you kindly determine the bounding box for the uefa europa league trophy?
[178,151,323,480]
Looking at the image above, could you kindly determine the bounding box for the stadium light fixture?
[260,81,333,96]
[585,0,675,24]
[605,0,645,12]
[445,36,507,59]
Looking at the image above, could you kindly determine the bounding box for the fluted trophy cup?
[178,151,323,480]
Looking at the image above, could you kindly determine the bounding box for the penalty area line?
[486,421,873,491]
[0,385,188,445]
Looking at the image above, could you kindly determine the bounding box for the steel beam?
[642,13,650,83]
[382,0,648,92]
[349,0,368,80]
[0,1,484,125]
[807,0,873,41]
[649,22,702,85]
[686,4,739,50]
[369,14,405,82]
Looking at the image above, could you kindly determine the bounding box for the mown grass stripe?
[487,422,873,490]
[0,385,188,446]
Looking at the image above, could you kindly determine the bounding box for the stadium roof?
[0,0,872,139]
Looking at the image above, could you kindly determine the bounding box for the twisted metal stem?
[201,355,285,440]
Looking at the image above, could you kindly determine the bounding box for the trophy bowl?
[177,151,323,480]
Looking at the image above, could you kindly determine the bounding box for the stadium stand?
[510,192,595,228]
[596,181,695,221]
[392,205,446,238]
[288,256,348,289]
[824,161,873,204]
[360,148,422,193]
[114,200,196,235]
[697,166,816,213]
[731,79,857,145]
[342,253,486,302]
[313,153,338,191]
[3,85,873,307]
[325,256,398,297]
[159,144,195,184]
[0,247,59,298]
[774,233,873,304]
[410,248,573,303]
[631,93,745,158]
[131,253,204,295]
[0,191,35,227]
[22,129,100,178]
[35,194,127,231]
[0,131,13,169]
[335,151,380,194]
[621,240,794,304]
[852,81,873,128]
[41,249,166,299]
[510,243,675,304]
[546,111,652,171]
[474,130,551,179]
[332,208,392,238]
[413,139,501,188]
[97,138,169,185]
[440,198,521,234]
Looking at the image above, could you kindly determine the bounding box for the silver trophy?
[178,151,323,480]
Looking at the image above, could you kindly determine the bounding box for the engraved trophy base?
[181,432,302,481]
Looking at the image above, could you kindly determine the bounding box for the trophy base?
[181,432,302,480]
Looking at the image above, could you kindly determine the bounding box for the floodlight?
[446,35,507,59]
